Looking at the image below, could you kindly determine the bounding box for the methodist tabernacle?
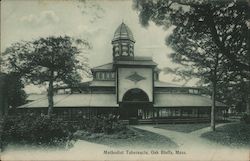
[18,23,227,123]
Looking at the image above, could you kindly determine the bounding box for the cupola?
[112,22,135,60]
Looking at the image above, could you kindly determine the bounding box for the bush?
[78,114,127,134]
[241,114,250,124]
[2,113,76,148]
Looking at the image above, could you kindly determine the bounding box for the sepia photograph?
[0,0,249,160]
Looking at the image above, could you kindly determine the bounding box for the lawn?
[74,127,178,149]
[154,123,210,133]
[201,122,250,148]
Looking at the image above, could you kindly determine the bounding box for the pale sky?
[1,0,197,93]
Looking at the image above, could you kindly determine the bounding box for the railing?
[138,118,210,124]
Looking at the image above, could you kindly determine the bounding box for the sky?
[1,0,197,93]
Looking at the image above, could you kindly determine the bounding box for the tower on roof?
[112,22,135,61]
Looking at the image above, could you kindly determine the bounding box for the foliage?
[78,114,126,134]
[201,122,250,148]
[1,36,91,115]
[75,127,178,149]
[133,0,249,73]
[2,113,76,149]
[241,114,250,124]
[6,73,27,109]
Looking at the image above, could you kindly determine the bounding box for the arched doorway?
[120,88,150,119]
[123,88,149,102]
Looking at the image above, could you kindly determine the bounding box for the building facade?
[19,23,227,123]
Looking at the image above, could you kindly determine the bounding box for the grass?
[74,127,178,149]
[201,122,250,148]
[154,123,210,133]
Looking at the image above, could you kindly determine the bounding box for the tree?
[165,27,229,131]
[133,0,250,130]
[2,36,91,116]
[6,73,27,109]
[133,0,249,73]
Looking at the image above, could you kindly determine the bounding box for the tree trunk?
[47,71,54,117]
[211,80,216,131]
[246,81,250,115]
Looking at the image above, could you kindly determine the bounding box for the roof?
[91,60,159,71]
[88,80,115,87]
[79,80,115,87]
[19,94,118,108]
[19,93,226,108]
[91,63,113,71]
[154,93,227,107]
[112,22,135,42]
[154,81,182,87]
[114,58,157,66]
[27,94,46,101]
[81,80,193,89]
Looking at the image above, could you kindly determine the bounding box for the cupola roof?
[112,22,135,42]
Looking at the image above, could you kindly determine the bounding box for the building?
[19,23,227,123]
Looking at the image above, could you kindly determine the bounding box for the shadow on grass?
[201,122,250,148]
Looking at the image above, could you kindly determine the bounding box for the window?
[111,72,115,79]
[104,72,107,80]
[189,89,199,94]
[65,89,71,94]
[99,72,103,80]
[189,89,194,94]
[106,72,110,79]
[102,72,104,80]
[96,72,100,80]
[194,89,199,94]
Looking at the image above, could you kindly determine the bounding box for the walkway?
[133,123,248,161]
[133,124,225,150]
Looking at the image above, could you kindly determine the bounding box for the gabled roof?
[91,60,159,71]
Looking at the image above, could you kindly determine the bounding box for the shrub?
[78,114,127,134]
[2,113,76,148]
[241,114,250,124]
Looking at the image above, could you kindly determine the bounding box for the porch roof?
[19,93,227,109]
[19,94,118,108]
[154,93,227,108]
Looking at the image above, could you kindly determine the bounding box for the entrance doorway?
[120,88,150,119]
